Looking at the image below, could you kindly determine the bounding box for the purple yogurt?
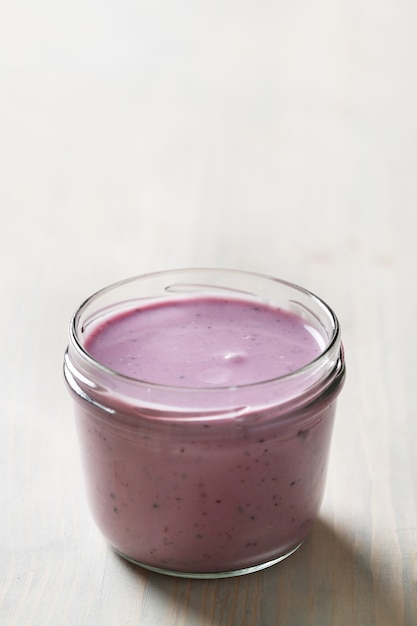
[64,269,345,578]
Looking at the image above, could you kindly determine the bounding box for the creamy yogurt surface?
[85,297,322,387]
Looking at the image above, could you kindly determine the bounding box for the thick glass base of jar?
[113,542,303,579]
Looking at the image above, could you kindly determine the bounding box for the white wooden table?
[1,1,416,624]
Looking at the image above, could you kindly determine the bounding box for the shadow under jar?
[63,268,345,579]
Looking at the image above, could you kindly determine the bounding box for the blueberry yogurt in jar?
[63,269,345,578]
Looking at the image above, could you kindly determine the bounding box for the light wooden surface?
[1,1,416,624]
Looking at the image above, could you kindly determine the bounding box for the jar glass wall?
[63,269,345,578]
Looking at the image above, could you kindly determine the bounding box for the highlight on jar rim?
[63,268,345,578]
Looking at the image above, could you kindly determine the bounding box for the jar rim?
[68,267,342,393]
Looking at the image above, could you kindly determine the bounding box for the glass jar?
[63,269,345,578]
